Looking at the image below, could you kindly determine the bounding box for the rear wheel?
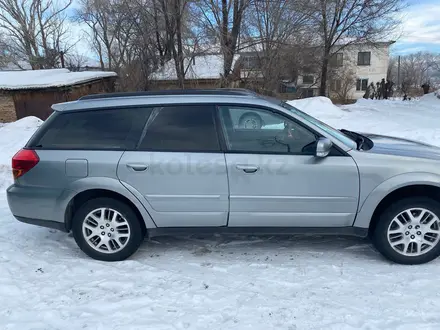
[373,197,440,264]
[72,197,144,261]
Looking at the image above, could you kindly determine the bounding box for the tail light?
[12,149,39,179]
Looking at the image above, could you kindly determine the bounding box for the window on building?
[330,53,343,67]
[331,79,342,91]
[356,79,369,91]
[357,52,371,66]
[302,75,314,84]
[302,66,313,74]
[242,56,261,70]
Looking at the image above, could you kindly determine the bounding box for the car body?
[7,89,440,264]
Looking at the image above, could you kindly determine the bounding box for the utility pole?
[60,51,65,68]
[397,55,401,93]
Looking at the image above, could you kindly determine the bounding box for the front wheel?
[373,197,440,264]
[72,197,144,261]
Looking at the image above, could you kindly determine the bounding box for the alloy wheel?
[387,208,440,256]
[82,207,131,254]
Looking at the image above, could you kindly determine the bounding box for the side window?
[32,107,151,150]
[138,105,220,152]
[219,106,317,154]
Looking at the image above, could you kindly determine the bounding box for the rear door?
[117,104,229,227]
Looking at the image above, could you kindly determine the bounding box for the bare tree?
[65,53,90,71]
[195,0,249,85]
[240,0,312,92]
[0,0,73,69]
[303,0,403,96]
[156,0,188,88]
[328,64,356,102]
[0,33,12,68]
[76,0,136,70]
[77,0,191,89]
[388,52,440,94]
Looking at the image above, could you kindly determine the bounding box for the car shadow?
[133,233,383,263]
[20,225,384,264]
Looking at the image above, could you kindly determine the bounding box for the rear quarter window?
[28,107,151,150]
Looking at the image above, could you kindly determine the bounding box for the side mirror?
[316,137,333,158]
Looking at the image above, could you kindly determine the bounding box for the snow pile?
[0,68,117,90]
[288,95,440,147]
[288,96,344,120]
[0,116,42,165]
[0,116,41,189]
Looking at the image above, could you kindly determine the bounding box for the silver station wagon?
[7,89,440,264]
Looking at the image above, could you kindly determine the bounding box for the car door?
[117,104,229,227]
[217,105,360,227]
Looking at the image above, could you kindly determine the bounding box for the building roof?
[0,60,33,71]
[151,54,240,81]
[0,68,117,90]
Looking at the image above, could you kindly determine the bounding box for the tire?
[238,113,262,129]
[72,197,144,261]
[373,197,440,265]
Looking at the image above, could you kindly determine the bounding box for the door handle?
[236,164,259,173]
[126,163,148,172]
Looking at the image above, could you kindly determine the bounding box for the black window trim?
[214,103,348,157]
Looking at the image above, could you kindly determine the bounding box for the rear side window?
[30,108,151,150]
[138,105,220,152]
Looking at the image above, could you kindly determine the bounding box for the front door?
[117,104,229,227]
[218,105,359,227]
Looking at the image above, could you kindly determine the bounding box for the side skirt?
[148,226,368,238]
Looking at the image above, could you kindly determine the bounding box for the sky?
[391,0,440,55]
[66,0,440,61]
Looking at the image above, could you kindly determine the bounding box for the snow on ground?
[2,96,440,330]
[289,93,440,147]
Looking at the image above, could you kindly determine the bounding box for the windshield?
[278,101,357,149]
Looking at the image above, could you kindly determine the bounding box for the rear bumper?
[7,184,68,232]
[14,216,67,232]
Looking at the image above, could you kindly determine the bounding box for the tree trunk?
[174,0,185,88]
[320,50,330,96]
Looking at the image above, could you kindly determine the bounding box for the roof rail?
[79,88,257,100]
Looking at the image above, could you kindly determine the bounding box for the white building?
[333,41,394,99]
[297,41,394,99]
[150,41,394,99]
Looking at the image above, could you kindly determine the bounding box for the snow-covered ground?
[1,94,440,330]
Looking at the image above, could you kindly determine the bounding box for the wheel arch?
[353,172,440,232]
[61,177,157,232]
